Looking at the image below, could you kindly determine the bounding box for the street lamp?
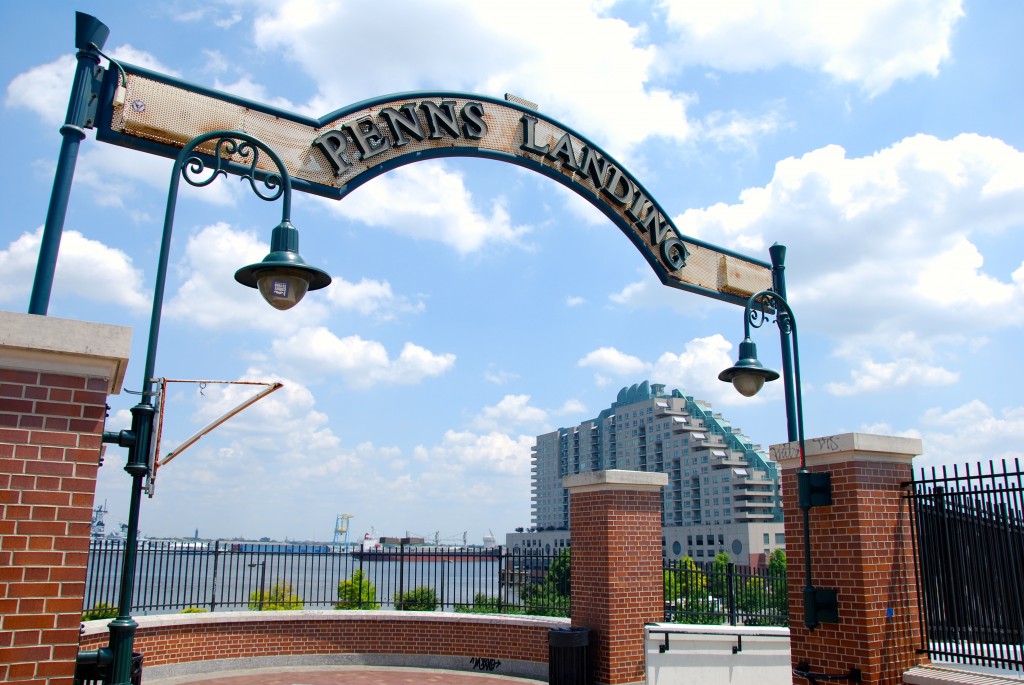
[718,243,835,631]
[100,130,330,685]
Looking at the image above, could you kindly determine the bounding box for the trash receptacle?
[548,627,591,685]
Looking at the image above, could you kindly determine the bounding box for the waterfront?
[84,540,555,616]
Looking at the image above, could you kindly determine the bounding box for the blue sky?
[3,1,1023,543]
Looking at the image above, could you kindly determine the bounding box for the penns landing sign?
[96,62,770,305]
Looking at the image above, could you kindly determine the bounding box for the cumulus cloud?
[5,46,177,128]
[165,222,329,332]
[916,400,1024,468]
[469,394,549,433]
[251,0,697,157]
[659,0,964,96]
[270,326,455,388]
[675,133,1024,394]
[652,334,763,407]
[323,162,532,255]
[325,276,425,320]
[0,228,148,310]
[578,347,650,377]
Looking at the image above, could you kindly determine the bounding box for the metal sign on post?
[92,63,771,308]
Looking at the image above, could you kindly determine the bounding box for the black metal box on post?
[548,627,592,685]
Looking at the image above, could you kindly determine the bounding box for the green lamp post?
[99,130,330,685]
[718,243,835,631]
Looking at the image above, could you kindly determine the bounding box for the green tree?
[547,548,571,596]
[249,580,304,611]
[664,557,721,625]
[335,569,379,609]
[708,552,732,599]
[766,549,789,625]
[520,548,571,617]
[394,586,437,611]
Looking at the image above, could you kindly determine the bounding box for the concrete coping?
[79,610,570,638]
[770,432,923,469]
[0,311,132,394]
[645,623,790,639]
[563,468,668,492]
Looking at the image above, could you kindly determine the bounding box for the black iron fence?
[905,459,1024,673]
[662,558,788,627]
[83,541,567,617]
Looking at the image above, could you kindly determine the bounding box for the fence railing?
[83,541,567,617]
[905,459,1024,673]
[662,559,788,627]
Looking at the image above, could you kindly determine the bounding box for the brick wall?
[0,312,130,685]
[78,612,561,677]
[776,434,925,685]
[566,470,667,685]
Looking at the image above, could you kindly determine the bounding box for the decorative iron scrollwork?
[181,135,285,203]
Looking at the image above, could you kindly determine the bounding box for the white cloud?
[271,326,455,388]
[415,429,534,477]
[469,395,549,433]
[324,162,532,255]
[676,133,1024,394]
[578,347,650,376]
[651,334,757,407]
[5,54,76,128]
[165,222,329,332]
[826,357,959,396]
[916,400,1024,468]
[659,0,964,96]
[252,0,698,157]
[0,228,148,310]
[325,276,425,320]
[4,46,177,128]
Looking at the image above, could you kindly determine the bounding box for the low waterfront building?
[507,380,785,566]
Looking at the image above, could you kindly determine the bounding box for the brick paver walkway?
[149,665,544,684]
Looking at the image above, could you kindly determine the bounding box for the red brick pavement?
[149,666,544,684]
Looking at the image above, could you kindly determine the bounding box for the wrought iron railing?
[662,558,788,627]
[82,541,568,617]
[905,459,1024,673]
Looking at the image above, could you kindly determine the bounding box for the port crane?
[332,514,354,549]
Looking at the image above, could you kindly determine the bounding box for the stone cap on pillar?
[770,432,923,470]
[564,469,668,493]
[0,311,132,394]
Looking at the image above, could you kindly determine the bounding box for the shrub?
[249,580,304,611]
[336,569,379,610]
[181,607,208,613]
[394,586,437,611]
[83,602,117,621]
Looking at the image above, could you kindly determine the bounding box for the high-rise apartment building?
[508,380,785,566]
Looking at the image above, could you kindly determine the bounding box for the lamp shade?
[235,221,331,310]
[718,337,780,397]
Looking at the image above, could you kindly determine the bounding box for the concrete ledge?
[771,432,923,469]
[564,468,668,492]
[0,311,131,394]
[80,611,567,682]
[905,665,1024,685]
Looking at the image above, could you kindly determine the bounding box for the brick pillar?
[0,312,130,685]
[774,433,927,685]
[566,469,667,685]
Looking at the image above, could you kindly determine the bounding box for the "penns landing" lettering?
[310,100,689,271]
[313,100,487,174]
[519,114,689,270]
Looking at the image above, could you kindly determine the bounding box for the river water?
[84,541,549,616]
